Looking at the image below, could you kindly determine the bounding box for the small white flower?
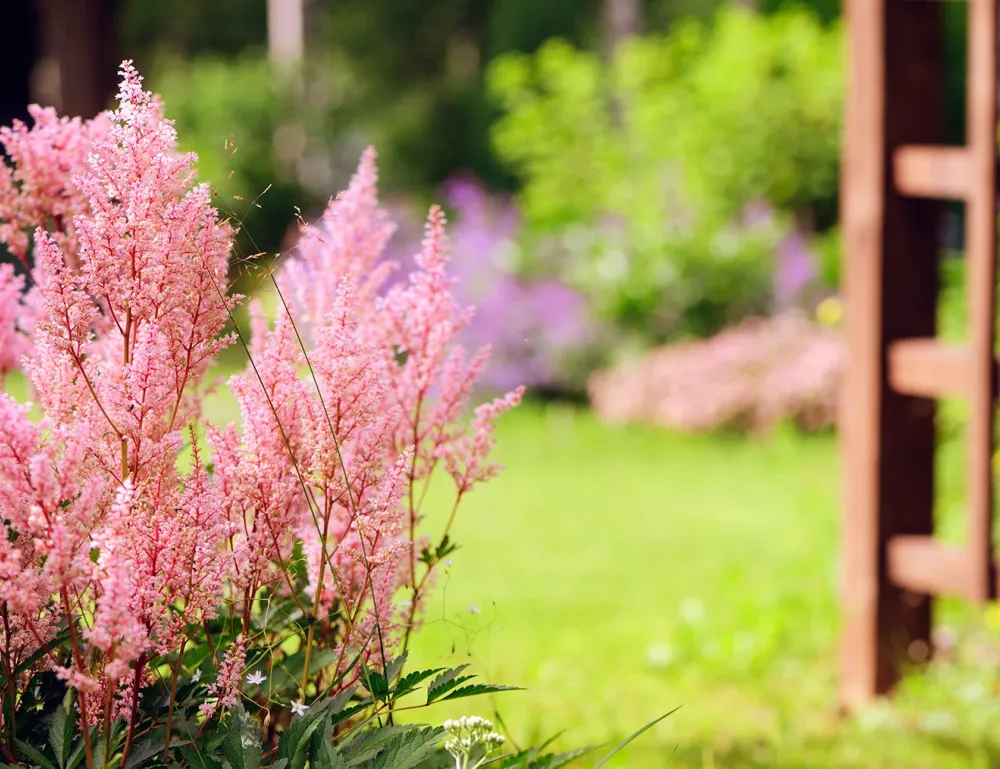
[467,603,481,615]
[445,558,453,567]
[245,671,266,686]
[190,668,202,683]
[290,699,309,717]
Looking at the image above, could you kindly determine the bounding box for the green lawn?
[400,404,1000,768]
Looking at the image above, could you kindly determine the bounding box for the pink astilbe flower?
[281,147,397,343]
[214,149,522,673]
[0,264,29,379]
[0,105,109,375]
[0,104,108,265]
[0,61,238,710]
[201,635,247,719]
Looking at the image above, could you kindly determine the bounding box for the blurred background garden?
[3,0,999,766]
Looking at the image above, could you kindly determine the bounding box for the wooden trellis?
[841,0,999,707]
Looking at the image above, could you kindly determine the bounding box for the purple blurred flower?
[774,229,817,308]
[383,175,595,393]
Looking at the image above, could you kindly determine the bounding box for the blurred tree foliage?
[487,5,842,343]
[110,0,863,277]
[151,54,324,259]
[117,0,847,196]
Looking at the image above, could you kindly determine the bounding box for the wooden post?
[42,0,117,117]
[602,0,642,57]
[839,0,945,708]
[268,0,305,66]
[964,0,999,604]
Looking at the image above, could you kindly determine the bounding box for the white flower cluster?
[443,716,505,769]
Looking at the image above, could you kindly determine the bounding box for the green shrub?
[488,5,843,344]
[152,53,327,257]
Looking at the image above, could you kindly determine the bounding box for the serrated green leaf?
[425,666,478,703]
[48,704,73,769]
[65,737,85,769]
[384,651,408,684]
[340,724,416,766]
[277,700,333,769]
[391,667,444,699]
[318,639,374,699]
[15,740,57,769]
[370,726,443,769]
[271,759,289,769]
[221,704,261,769]
[438,683,522,703]
[592,707,679,768]
[326,686,358,717]
[308,722,345,769]
[123,737,162,769]
[330,698,372,727]
[93,718,125,769]
[488,750,532,768]
[362,666,389,701]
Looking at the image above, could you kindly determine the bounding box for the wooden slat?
[887,536,978,600]
[839,0,890,710]
[887,338,972,397]
[894,146,971,199]
[963,0,998,603]
[839,0,942,709]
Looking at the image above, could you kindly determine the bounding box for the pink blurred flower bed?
[588,312,844,434]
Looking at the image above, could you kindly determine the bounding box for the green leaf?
[178,745,224,769]
[221,704,262,769]
[123,737,162,769]
[308,722,345,769]
[15,740,57,769]
[92,718,125,769]
[48,703,74,769]
[339,724,414,766]
[425,666,475,703]
[592,707,679,768]
[391,667,444,699]
[277,700,334,769]
[271,761,288,769]
[330,698,373,727]
[252,597,304,634]
[65,737,85,769]
[370,726,443,769]
[384,651,408,683]
[361,666,389,702]
[438,684,522,703]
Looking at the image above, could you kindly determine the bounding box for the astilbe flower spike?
[0,61,237,739]
[216,150,523,675]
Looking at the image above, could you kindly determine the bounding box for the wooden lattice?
[840,0,999,707]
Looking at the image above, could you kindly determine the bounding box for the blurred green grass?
[401,404,1000,768]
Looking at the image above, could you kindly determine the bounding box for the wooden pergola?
[840,0,998,706]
